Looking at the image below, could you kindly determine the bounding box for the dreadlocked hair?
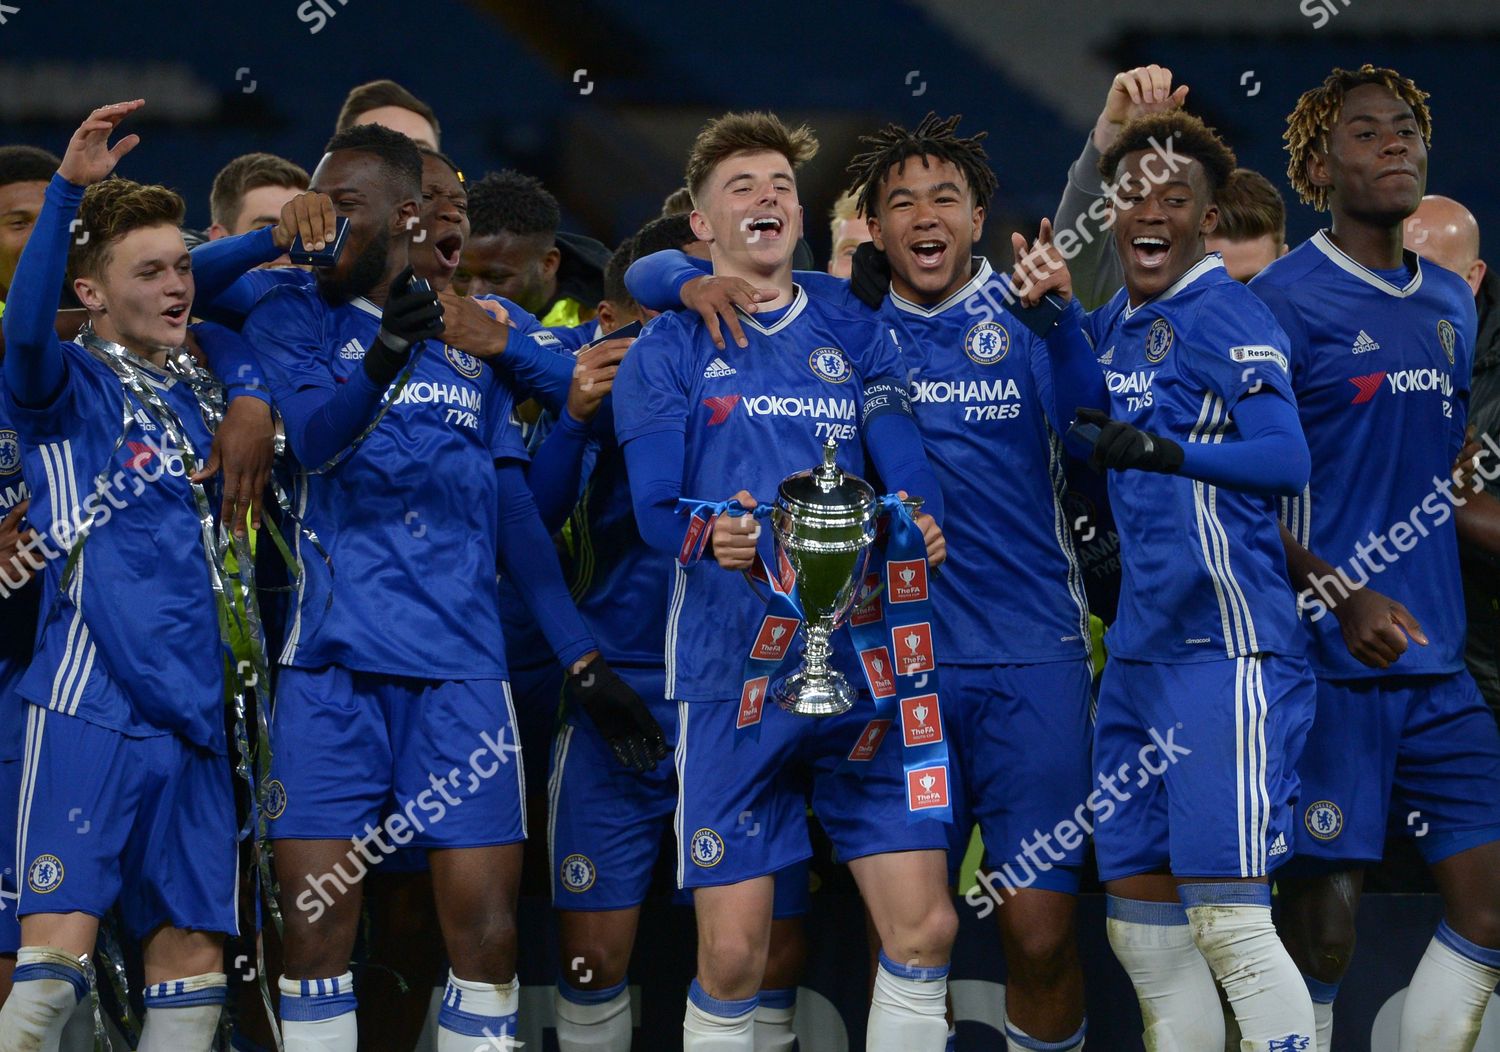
[1285,63,1431,212]
[846,112,997,220]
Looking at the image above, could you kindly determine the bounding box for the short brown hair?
[684,111,818,206]
[1099,111,1236,194]
[1284,64,1430,212]
[69,178,185,283]
[335,79,441,145]
[1213,168,1286,244]
[661,186,693,217]
[209,152,309,229]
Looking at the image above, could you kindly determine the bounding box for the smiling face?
[308,148,417,304]
[412,154,468,292]
[866,155,982,305]
[1109,151,1217,306]
[73,223,193,352]
[454,230,556,311]
[1314,82,1428,226]
[689,149,801,281]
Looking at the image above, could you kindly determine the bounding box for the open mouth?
[909,239,948,270]
[162,303,189,326]
[433,231,463,271]
[1131,236,1171,269]
[745,215,784,241]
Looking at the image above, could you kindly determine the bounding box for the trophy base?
[774,670,857,716]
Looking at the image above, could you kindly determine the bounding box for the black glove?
[849,241,891,310]
[376,265,443,353]
[565,654,669,772]
[1075,407,1184,474]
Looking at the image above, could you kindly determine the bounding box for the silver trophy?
[771,438,878,715]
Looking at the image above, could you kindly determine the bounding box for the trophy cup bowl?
[770,438,877,715]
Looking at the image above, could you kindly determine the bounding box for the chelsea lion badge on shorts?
[964,321,1010,365]
[1145,318,1174,364]
[263,779,288,820]
[27,854,64,894]
[560,854,596,893]
[0,430,20,476]
[446,346,484,379]
[809,347,851,384]
[690,828,725,868]
[1304,800,1343,841]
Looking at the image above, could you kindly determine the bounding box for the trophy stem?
[774,617,856,716]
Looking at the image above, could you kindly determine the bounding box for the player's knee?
[446,910,518,979]
[1002,918,1077,985]
[885,898,958,966]
[1293,906,1358,981]
[698,928,769,996]
[558,940,630,991]
[1447,902,1500,951]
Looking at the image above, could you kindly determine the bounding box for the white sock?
[1399,920,1500,1052]
[437,972,519,1051]
[867,950,948,1052]
[138,972,227,1051]
[1303,974,1338,1052]
[1180,884,1314,1050]
[1105,896,1225,1051]
[753,987,795,1051]
[0,947,88,1052]
[555,979,632,1052]
[1005,1015,1086,1051]
[683,978,756,1052]
[278,972,357,1052]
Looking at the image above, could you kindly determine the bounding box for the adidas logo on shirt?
[1097,347,1115,366]
[1351,330,1380,355]
[339,339,367,360]
[1268,832,1288,857]
[704,357,737,379]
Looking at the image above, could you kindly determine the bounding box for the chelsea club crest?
[27,853,63,894]
[809,347,851,384]
[690,828,725,867]
[965,321,1010,366]
[1437,319,1456,366]
[560,853,597,892]
[1145,318,1174,364]
[0,430,19,476]
[1304,800,1343,841]
[446,345,483,379]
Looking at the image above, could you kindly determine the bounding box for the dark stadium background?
[4,2,1498,1049]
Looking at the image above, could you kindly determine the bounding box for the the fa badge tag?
[847,719,891,762]
[860,647,896,699]
[900,694,942,747]
[907,766,949,811]
[27,854,63,894]
[850,573,883,627]
[887,559,928,604]
[1145,317,1174,363]
[737,677,768,729]
[445,345,483,379]
[751,616,799,661]
[894,622,934,676]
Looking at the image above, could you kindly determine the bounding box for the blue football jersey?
[244,286,529,680]
[4,345,225,749]
[613,288,904,702]
[1084,255,1302,663]
[0,402,37,763]
[878,259,1089,664]
[1252,232,1477,679]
